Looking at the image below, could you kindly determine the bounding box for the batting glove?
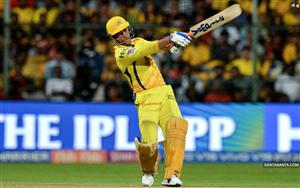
[169,32,192,48]
[170,45,181,54]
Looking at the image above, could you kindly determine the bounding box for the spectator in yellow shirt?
[22,38,49,87]
[181,39,210,68]
[12,0,34,26]
[32,1,60,27]
[283,34,299,64]
[226,46,260,76]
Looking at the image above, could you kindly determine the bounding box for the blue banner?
[0,101,139,151]
[1,101,299,153]
[264,104,300,152]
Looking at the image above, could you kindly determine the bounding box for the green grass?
[0,163,299,187]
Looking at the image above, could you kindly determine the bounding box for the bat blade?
[189,4,242,38]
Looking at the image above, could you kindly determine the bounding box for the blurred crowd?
[0,0,299,102]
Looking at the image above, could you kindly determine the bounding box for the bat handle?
[188,31,193,37]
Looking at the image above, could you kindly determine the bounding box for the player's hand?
[170,46,181,53]
[169,32,192,48]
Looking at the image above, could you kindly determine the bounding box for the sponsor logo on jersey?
[127,48,135,54]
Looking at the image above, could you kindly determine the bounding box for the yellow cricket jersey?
[114,38,165,93]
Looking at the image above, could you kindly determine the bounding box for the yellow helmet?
[106,16,130,36]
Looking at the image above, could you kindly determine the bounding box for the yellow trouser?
[134,85,182,143]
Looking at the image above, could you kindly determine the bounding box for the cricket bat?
[188,4,242,38]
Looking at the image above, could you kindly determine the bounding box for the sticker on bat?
[191,16,225,36]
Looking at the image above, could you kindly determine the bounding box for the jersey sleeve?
[115,38,160,65]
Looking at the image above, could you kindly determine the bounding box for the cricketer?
[106,16,191,187]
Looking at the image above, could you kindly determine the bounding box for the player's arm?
[116,33,191,65]
[116,39,160,65]
[158,36,172,51]
[133,32,191,53]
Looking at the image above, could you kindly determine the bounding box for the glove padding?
[170,46,181,54]
[170,32,192,48]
